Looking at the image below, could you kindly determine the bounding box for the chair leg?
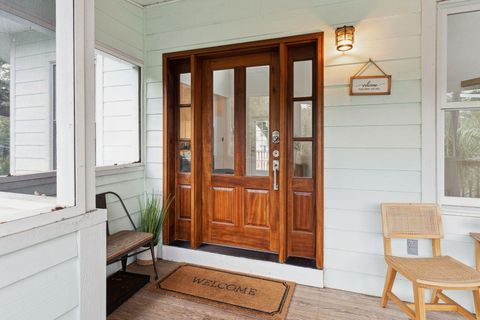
[473,289,480,320]
[431,289,441,303]
[381,266,397,307]
[413,285,426,320]
[150,241,159,281]
[121,256,127,272]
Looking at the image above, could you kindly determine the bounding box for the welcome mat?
[152,264,295,319]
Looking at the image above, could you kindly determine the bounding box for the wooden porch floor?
[108,260,463,320]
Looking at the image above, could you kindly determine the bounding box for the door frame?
[162,32,324,268]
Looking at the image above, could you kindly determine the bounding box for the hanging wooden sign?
[350,59,391,96]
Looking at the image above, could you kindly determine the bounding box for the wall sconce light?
[335,25,355,52]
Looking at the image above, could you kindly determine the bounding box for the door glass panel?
[246,66,270,176]
[294,141,313,177]
[179,141,191,172]
[293,101,312,138]
[179,107,191,139]
[446,11,480,103]
[294,60,312,98]
[213,69,235,174]
[180,73,191,105]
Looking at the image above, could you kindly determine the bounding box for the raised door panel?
[244,189,270,228]
[292,192,314,232]
[211,187,236,224]
[175,184,191,240]
[178,185,192,219]
[288,191,315,258]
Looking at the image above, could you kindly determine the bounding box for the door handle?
[272,160,280,191]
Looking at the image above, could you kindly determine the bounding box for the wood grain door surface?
[202,52,281,253]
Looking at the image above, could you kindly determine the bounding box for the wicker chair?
[380,203,480,320]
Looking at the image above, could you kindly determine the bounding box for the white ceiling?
[0,16,31,34]
[130,0,177,6]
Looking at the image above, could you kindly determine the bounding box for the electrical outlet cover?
[407,239,418,256]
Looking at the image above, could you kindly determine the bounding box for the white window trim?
[0,0,98,237]
[95,41,144,68]
[436,0,480,211]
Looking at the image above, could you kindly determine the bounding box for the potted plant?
[136,192,174,265]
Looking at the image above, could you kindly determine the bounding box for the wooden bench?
[97,192,159,280]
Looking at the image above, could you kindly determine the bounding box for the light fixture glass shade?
[335,25,355,52]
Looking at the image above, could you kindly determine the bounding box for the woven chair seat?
[107,230,153,264]
[386,255,480,288]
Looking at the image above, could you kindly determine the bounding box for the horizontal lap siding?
[97,168,145,235]
[0,234,80,320]
[11,31,55,175]
[95,0,144,62]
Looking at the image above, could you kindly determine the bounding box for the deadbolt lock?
[272,130,280,144]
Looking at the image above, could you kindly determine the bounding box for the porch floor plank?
[108,260,463,320]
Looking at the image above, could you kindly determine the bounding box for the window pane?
[246,66,269,176]
[293,101,312,138]
[213,69,235,174]
[179,107,191,139]
[445,109,480,198]
[447,11,480,102]
[180,73,191,105]
[294,142,313,178]
[0,57,10,176]
[294,60,312,98]
[179,141,191,173]
[95,51,140,167]
[0,2,58,198]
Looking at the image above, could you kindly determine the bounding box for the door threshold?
[162,244,324,288]
[169,240,316,269]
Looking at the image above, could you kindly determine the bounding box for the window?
[213,69,235,174]
[0,0,78,220]
[293,60,314,178]
[0,58,9,175]
[439,5,480,206]
[95,50,141,167]
[51,63,57,170]
[178,72,191,173]
[0,4,58,194]
[246,66,269,176]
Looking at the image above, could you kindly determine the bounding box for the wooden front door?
[163,33,324,267]
[202,52,280,253]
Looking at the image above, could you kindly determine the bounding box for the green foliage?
[0,58,10,176]
[0,58,9,111]
[456,111,480,159]
[445,110,480,197]
[138,193,174,246]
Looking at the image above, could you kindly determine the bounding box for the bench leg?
[121,256,128,272]
[150,241,159,281]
